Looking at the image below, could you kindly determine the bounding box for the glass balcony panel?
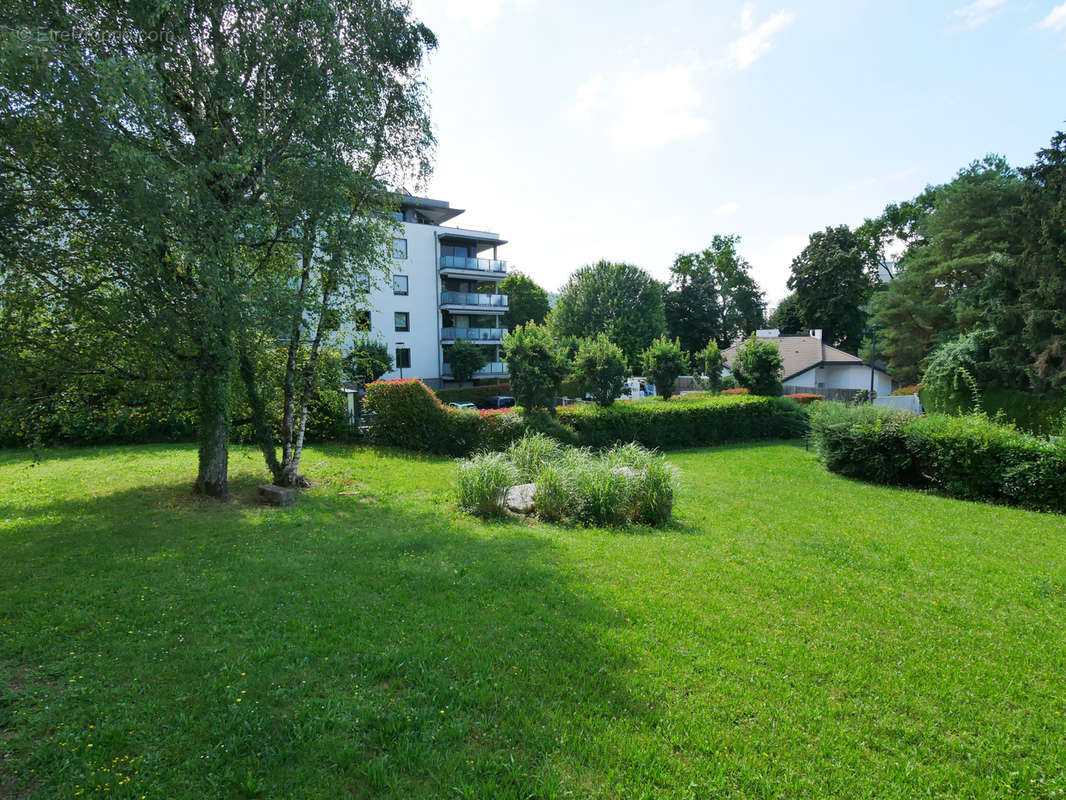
[441,327,508,341]
[440,291,508,307]
[439,255,507,273]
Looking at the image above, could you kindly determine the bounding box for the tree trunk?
[195,351,232,500]
[238,344,284,484]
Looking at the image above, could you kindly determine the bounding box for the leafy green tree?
[344,338,394,386]
[731,335,783,396]
[549,261,666,369]
[447,338,488,385]
[573,334,628,406]
[1016,131,1066,392]
[665,236,765,351]
[641,336,689,401]
[869,156,1025,387]
[787,226,873,354]
[501,272,551,330]
[766,292,806,334]
[502,323,567,410]
[0,0,435,497]
[697,341,727,393]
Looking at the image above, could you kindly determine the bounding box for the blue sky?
[409,0,1066,305]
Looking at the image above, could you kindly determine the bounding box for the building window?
[392,274,408,296]
[392,238,408,259]
[355,310,371,332]
[395,347,411,369]
[394,312,410,332]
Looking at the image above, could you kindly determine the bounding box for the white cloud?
[950,0,1007,30]
[571,62,712,151]
[713,202,740,216]
[442,0,533,30]
[1038,2,1066,33]
[573,74,604,114]
[720,7,796,70]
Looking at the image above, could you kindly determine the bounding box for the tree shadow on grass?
[0,473,651,799]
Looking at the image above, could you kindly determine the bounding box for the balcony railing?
[439,255,506,273]
[441,327,507,341]
[443,361,509,376]
[440,291,508,307]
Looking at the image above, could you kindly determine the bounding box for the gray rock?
[504,483,537,515]
[258,484,295,507]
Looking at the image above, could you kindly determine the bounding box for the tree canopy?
[787,225,873,354]
[664,235,765,352]
[549,261,666,369]
[500,272,551,330]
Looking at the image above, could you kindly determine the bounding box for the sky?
[408,0,1066,306]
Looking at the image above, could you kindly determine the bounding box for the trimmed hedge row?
[808,402,1066,513]
[556,395,809,450]
[365,379,534,456]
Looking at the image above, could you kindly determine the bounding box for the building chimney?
[809,329,822,340]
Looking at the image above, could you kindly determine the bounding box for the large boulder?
[503,483,536,515]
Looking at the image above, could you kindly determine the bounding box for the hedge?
[918,387,1066,437]
[808,402,1066,513]
[555,394,808,450]
[0,395,349,448]
[364,379,529,456]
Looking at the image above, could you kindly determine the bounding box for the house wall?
[790,365,893,396]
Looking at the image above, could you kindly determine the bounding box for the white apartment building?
[339,194,511,388]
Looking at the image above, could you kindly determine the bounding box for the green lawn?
[2,442,1065,799]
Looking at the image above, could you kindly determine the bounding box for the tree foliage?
[0,0,436,497]
[697,341,727,393]
[502,323,567,410]
[787,226,872,354]
[344,338,394,386]
[500,272,551,330]
[731,336,783,396]
[664,236,765,352]
[766,292,806,334]
[573,334,628,406]
[447,339,488,384]
[641,336,689,401]
[549,261,666,369]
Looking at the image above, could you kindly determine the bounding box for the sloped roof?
[723,335,876,382]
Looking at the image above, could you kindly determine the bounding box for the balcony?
[440,255,506,274]
[440,291,508,308]
[441,327,507,342]
[443,361,509,377]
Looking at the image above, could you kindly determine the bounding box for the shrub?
[502,323,567,410]
[808,402,1066,513]
[641,336,689,401]
[447,338,488,384]
[808,402,918,485]
[785,393,823,405]
[557,394,807,449]
[732,335,783,396]
[455,452,518,518]
[721,387,749,395]
[573,333,628,406]
[343,337,393,386]
[697,341,726,393]
[365,379,566,456]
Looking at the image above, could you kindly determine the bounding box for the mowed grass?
[1,442,1065,799]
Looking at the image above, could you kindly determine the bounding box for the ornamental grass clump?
[455,452,518,518]
[454,433,678,527]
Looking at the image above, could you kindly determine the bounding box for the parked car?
[475,395,516,410]
[447,401,477,410]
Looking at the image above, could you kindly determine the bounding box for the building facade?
[340,194,511,388]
